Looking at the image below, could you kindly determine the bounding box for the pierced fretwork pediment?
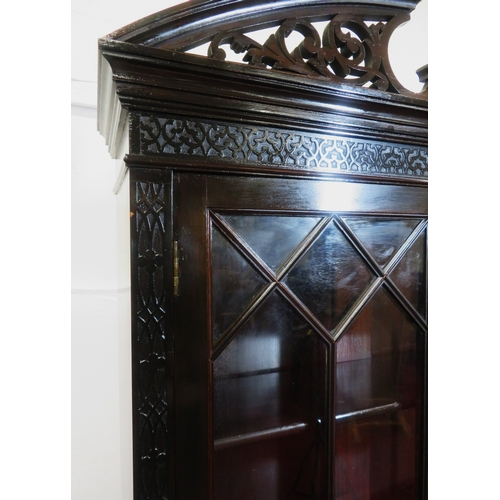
[102,0,427,98]
[205,15,417,94]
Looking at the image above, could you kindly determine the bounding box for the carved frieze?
[137,115,428,178]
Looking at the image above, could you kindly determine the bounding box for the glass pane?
[390,229,427,320]
[211,225,267,341]
[335,286,424,500]
[284,221,375,330]
[213,291,329,500]
[222,214,322,271]
[342,217,422,268]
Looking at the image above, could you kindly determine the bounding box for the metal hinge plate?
[173,240,180,296]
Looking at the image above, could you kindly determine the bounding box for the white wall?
[72,4,185,499]
[71,106,124,500]
[71,2,427,500]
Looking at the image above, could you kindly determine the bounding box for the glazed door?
[173,173,427,500]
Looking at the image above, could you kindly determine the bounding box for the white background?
[4,1,500,499]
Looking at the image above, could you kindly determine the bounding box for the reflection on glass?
[210,213,426,499]
[390,229,427,319]
[213,291,329,500]
[284,221,375,330]
[222,215,321,271]
[342,217,421,268]
[211,225,267,341]
[335,286,424,500]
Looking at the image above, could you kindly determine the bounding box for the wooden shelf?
[214,421,308,450]
[336,401,401,423]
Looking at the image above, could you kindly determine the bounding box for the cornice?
[98,44,426,154]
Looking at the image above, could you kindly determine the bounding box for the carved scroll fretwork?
[207,13,421,95]
[138,115,428,179]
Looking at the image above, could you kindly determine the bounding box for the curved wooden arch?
[100,0,426,96]
[105,0,420,49]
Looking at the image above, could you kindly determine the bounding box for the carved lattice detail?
[208,13,418,94]
[139,116,428,178]
[134,181,170,500]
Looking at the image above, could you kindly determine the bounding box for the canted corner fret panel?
[137,115,428,180]
[132,180,171,500]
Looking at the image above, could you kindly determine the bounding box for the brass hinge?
[173,241,180,296]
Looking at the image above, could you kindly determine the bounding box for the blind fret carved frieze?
[137,115,428,179]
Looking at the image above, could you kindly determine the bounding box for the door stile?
[328,341,335,500]
[420,224,428,500]
[421,325,428,500]
[173,173,211,499]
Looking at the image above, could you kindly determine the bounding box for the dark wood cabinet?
[98,2,427,499]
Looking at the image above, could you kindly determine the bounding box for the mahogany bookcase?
[98,1,428,499]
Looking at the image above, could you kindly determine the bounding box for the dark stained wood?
[98,1,427,499]
[206,176,427,214]
[129,168,175,500]
[173,174,210,499]
[103,53,427,147]
[100,0,428,153]
[103,1,422,63]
